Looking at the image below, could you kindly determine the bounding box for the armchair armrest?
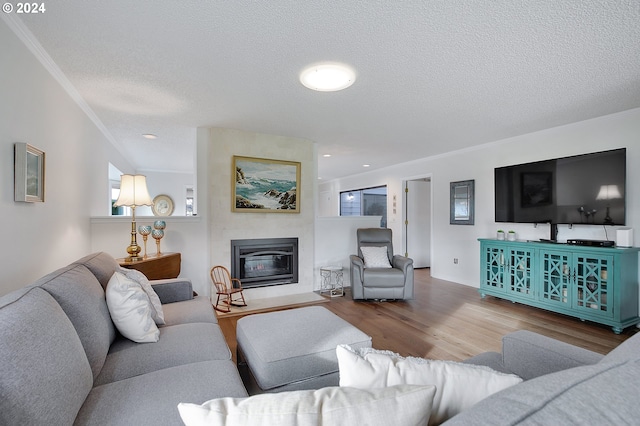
[349,255,364,282]
[392,255,414,299]
[501,330,603,380]
[151,278,194,304]
[350,254,364,270]
[392,255,413,274]
[349,255,365,299]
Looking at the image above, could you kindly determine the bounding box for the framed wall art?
[232,156,300,213]
[450,179,474,225]
[14,142,45,202]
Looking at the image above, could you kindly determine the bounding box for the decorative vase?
[138,225,152,258]
[152,229,164,256]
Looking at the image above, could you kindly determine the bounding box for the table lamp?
[114,174,153,261]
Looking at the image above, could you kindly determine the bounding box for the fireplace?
[231,238,298,288]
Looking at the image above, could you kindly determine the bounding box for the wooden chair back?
[209,265,246,312]
[210,265,233,294]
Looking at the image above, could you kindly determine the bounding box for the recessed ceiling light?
[142,134,157,139]
[300,63,356,92]
[323,154,332,158]
[363,164,370,167]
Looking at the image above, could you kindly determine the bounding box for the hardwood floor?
[218,268,636,363]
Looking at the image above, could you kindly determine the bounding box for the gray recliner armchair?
[350,228,414,300]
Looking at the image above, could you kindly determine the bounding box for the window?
[185,186,195,216]
[111,185,131,216]
[109,162,130,216]
[340,185,387,227]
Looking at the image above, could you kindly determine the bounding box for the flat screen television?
[495,148,626,234]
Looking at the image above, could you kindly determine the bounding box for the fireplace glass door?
[231,238,298,288]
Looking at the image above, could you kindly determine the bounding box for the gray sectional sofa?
[446,329,640,424]
[3,250,640,425]
[0,252,247,425]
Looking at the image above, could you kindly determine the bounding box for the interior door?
[405,179,431,268]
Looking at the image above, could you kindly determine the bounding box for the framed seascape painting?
[14,143,45,202]
[232,156,301,213]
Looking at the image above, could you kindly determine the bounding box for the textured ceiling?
[9,0,640,180]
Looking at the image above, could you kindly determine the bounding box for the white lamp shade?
[596,185,622,200]
[114,174,153,207]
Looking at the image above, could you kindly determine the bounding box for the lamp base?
[124,209,143,262]
[123,255,144,263]
[124,244,144,262]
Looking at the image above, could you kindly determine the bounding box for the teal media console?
[479,239,640,334]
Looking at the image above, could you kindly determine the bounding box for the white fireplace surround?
[202,127,316,301]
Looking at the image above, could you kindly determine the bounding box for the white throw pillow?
[178,385,435,426]
[337,345,522,425]
[360,246,392,268]
[118,267,165,325]
[106,272,160,343]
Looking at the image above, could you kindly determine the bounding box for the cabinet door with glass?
[481,243,534,300]
[574,253,614,319]
[505,246,535,300]
[481,243,507,294]
[539,249,572,308]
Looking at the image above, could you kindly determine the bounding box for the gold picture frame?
[232,156,301,213]
[14,143,45,203]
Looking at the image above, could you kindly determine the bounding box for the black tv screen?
[495,148,626,226]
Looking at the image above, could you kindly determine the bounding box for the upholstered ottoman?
[236,306,372,394]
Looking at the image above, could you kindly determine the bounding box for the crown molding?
[2,14,129,161]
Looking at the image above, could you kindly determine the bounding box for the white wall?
[315,216,382,289]
[0,19,133,296]
[135,170,195,217]
[202,127,317,300]
[319,108,640,288]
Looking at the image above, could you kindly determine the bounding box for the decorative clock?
[152,194,174,216]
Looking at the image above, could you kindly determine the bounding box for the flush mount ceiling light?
[300,63,356,92]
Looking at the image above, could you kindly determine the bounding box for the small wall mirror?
[450,180,474,225]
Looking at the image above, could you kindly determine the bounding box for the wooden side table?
[118,252,181,280]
